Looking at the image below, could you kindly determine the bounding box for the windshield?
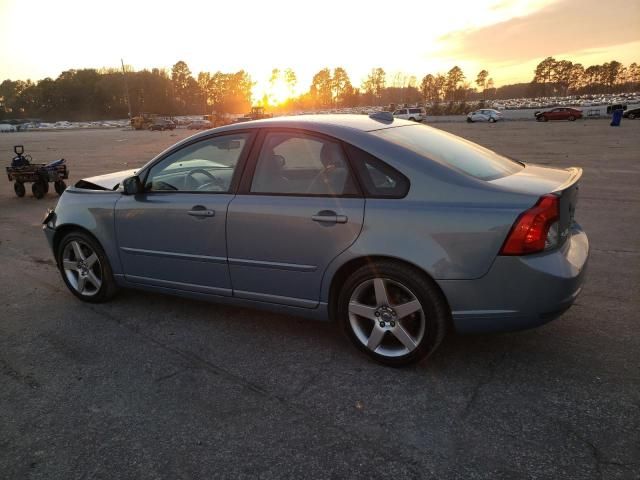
[373,125,523,180]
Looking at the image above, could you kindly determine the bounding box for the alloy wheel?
[62,240,103,296]
[348,278,426,358]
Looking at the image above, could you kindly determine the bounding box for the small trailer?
[6,145,69,199]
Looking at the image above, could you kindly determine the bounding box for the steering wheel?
[186,168,220,191]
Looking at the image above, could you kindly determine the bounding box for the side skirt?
[113,274,330,322]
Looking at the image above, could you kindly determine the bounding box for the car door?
[226,129,365,308]
[114,132,254,295]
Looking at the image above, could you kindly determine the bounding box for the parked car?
[149,119,176,131]
[535,108,583,121]
[622,107,640,119]
[43,114,588,366]
[467,109,503,123]
[392,107,425,122]
[187,119,213,130]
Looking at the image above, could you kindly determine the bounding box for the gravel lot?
[1,120,639,479]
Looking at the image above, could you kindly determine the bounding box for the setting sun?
[262,80,292,106]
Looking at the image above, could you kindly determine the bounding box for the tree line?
[1,58,638,121]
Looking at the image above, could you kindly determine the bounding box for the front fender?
[47,187,122,273]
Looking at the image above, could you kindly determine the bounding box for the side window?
[250,132,359,196]
[145,133,249,192]
[344,143,409,198]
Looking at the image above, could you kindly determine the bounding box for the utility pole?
[121,59,132,120]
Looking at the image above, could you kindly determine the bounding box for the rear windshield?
[372,125,523,180]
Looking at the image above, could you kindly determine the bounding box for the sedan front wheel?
[338,261,449,366]
[57,231,118,303]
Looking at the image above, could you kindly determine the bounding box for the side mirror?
[122,175,142,195]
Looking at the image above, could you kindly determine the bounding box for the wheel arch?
[326,255,452,324]
[53,224,104,260]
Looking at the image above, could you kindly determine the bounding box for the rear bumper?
[439,225,589,334]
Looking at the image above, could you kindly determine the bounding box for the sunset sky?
[1,0,638,100]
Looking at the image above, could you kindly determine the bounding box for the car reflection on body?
[43,113,589,366]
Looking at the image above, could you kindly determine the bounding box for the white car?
[393,107,426,122]
[467,109,503,123]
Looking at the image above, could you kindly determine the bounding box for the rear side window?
[409,108,422,114]
[251,131,359,196]
[372,125,523,181]
[344,144,409,198]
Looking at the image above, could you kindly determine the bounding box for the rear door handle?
[312,211,348,224]
[188,205,215,218]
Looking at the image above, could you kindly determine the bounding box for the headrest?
[320,143,342,168]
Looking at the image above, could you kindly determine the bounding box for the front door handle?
[188,205,215,218]
[311,211,348,224]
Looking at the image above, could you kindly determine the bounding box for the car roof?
[147,114,424,178]
[211,114,414,135]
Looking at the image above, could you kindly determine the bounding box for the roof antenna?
[369,111,394,123]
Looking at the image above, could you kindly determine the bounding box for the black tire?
[489,117,496,123]
[32,181,46,199]
[54,180,67,195]
[628,113,636,119]
[568,115,575,121]
[408,117,416,122]
[337,261,449,367]
[14,181,25,197]
[467,117,473,123]
[56,231,118,303]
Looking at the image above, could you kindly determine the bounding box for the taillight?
[500,194,560,255]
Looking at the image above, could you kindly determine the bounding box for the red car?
[535,107,582,122]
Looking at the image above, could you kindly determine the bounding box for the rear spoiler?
[552,167,582,193]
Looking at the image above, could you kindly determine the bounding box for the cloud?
[440,0,640,63]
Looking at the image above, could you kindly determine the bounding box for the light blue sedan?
[43,114,589,365]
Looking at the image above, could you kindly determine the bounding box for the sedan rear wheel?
[338,261,449,366]
[568,115,576,121]
[57,231,117,303]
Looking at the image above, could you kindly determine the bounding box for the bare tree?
[284,68,297,98]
